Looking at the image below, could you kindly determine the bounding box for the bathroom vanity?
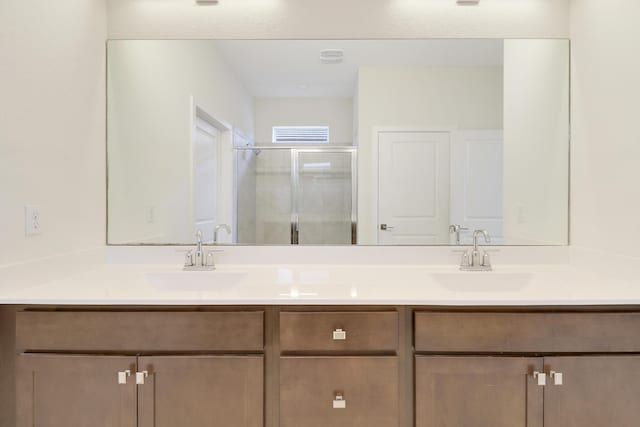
[1,254,639,427]
[4,283,640,427]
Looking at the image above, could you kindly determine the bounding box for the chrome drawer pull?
[117,370,131,385]
[550,371,564,386]
[533,371,546,386]
[333,393,346,409]
[136,370,149,385]
[332,328,347,341]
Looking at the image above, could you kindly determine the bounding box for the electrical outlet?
[25,205,42,236]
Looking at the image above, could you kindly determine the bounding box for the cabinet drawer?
[415,311,640,353]
[280,311,398,352]
[280,357,399,427]
[16,311,264,352]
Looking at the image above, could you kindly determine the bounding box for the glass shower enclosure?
[235,146,357,245]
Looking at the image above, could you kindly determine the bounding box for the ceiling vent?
[320,49,344,64]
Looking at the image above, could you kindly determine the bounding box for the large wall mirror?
[107,39,569,246]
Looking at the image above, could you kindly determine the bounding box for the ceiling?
[214,39,504,98]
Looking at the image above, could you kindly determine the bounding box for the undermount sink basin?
[145,271,248,291]
[431,272,533,292]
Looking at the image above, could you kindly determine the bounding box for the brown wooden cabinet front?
[17,354,138,427]
[543,356,640,427]
[137,355,263,427]
[17,354,264,427]
[415,356,543,427]
[280,356,399,427]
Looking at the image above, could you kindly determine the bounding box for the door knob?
[380,224,395,231]
[117,370,131,385]
[136,371,149,385]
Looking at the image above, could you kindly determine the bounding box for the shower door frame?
[234,145,357,245]
[290,147,358,245]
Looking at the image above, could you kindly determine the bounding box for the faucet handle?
[184,250,194,267]
[205,252,215,269]
[482,252,492,268]
[460,251,471,268]
[203,249,224,269]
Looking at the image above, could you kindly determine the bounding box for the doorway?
[235,147,357,245]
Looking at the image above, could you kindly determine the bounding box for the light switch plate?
[25,205,42,236]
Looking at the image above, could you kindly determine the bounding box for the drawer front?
[280,357,399,427]
[415,312,640,353]
[280,311,398,352]
[16,311,264,352]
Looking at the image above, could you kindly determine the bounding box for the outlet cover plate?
[25,205,42,236]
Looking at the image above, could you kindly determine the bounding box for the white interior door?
[450,130,503,244]
[378,131,450,245]
[193,116,219,239]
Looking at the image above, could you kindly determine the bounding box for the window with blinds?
[272,126,330,143]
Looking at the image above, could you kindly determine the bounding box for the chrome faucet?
[184,229,217,271]
[460,229,492,271]
[449,224,469,245]
[213,224,231,244]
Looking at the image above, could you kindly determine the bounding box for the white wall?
[255,97,353,145]
[107,40,254,244]
[570,0,640,256]
[107,0,570,39]
[503,40,570,245]
[357,66,504,244]
[0,0,107,266]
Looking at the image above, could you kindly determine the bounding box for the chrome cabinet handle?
[117,370,131,385]
[332,328,347,341]
[533,371,547,386]
[136,371,149,385]
[333,392,346,409]
[550,371,563,386]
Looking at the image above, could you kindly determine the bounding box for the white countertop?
[1,262,639,306]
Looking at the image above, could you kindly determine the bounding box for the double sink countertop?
[1,260,639,306]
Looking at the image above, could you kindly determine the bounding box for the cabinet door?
[544,356,640,427]
[416,356,543,427]
[137,355,263,427]
[280,356,399,427]
[17,354,137,427]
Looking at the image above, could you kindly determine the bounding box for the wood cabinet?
[17,354,138,427]
[15,310,265,427]
[138,356,263,427]
[414,311,640,427]
[9,307,640,427]
[415,356,543,427]
[543,356,640,427]
[280,357,399,427]
[17,354,264,427]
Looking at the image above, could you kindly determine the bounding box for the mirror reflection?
[107,39,569,246]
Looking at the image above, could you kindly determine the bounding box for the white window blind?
[272,126,330,143]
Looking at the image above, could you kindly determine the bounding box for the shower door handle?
[291,214,300,244]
